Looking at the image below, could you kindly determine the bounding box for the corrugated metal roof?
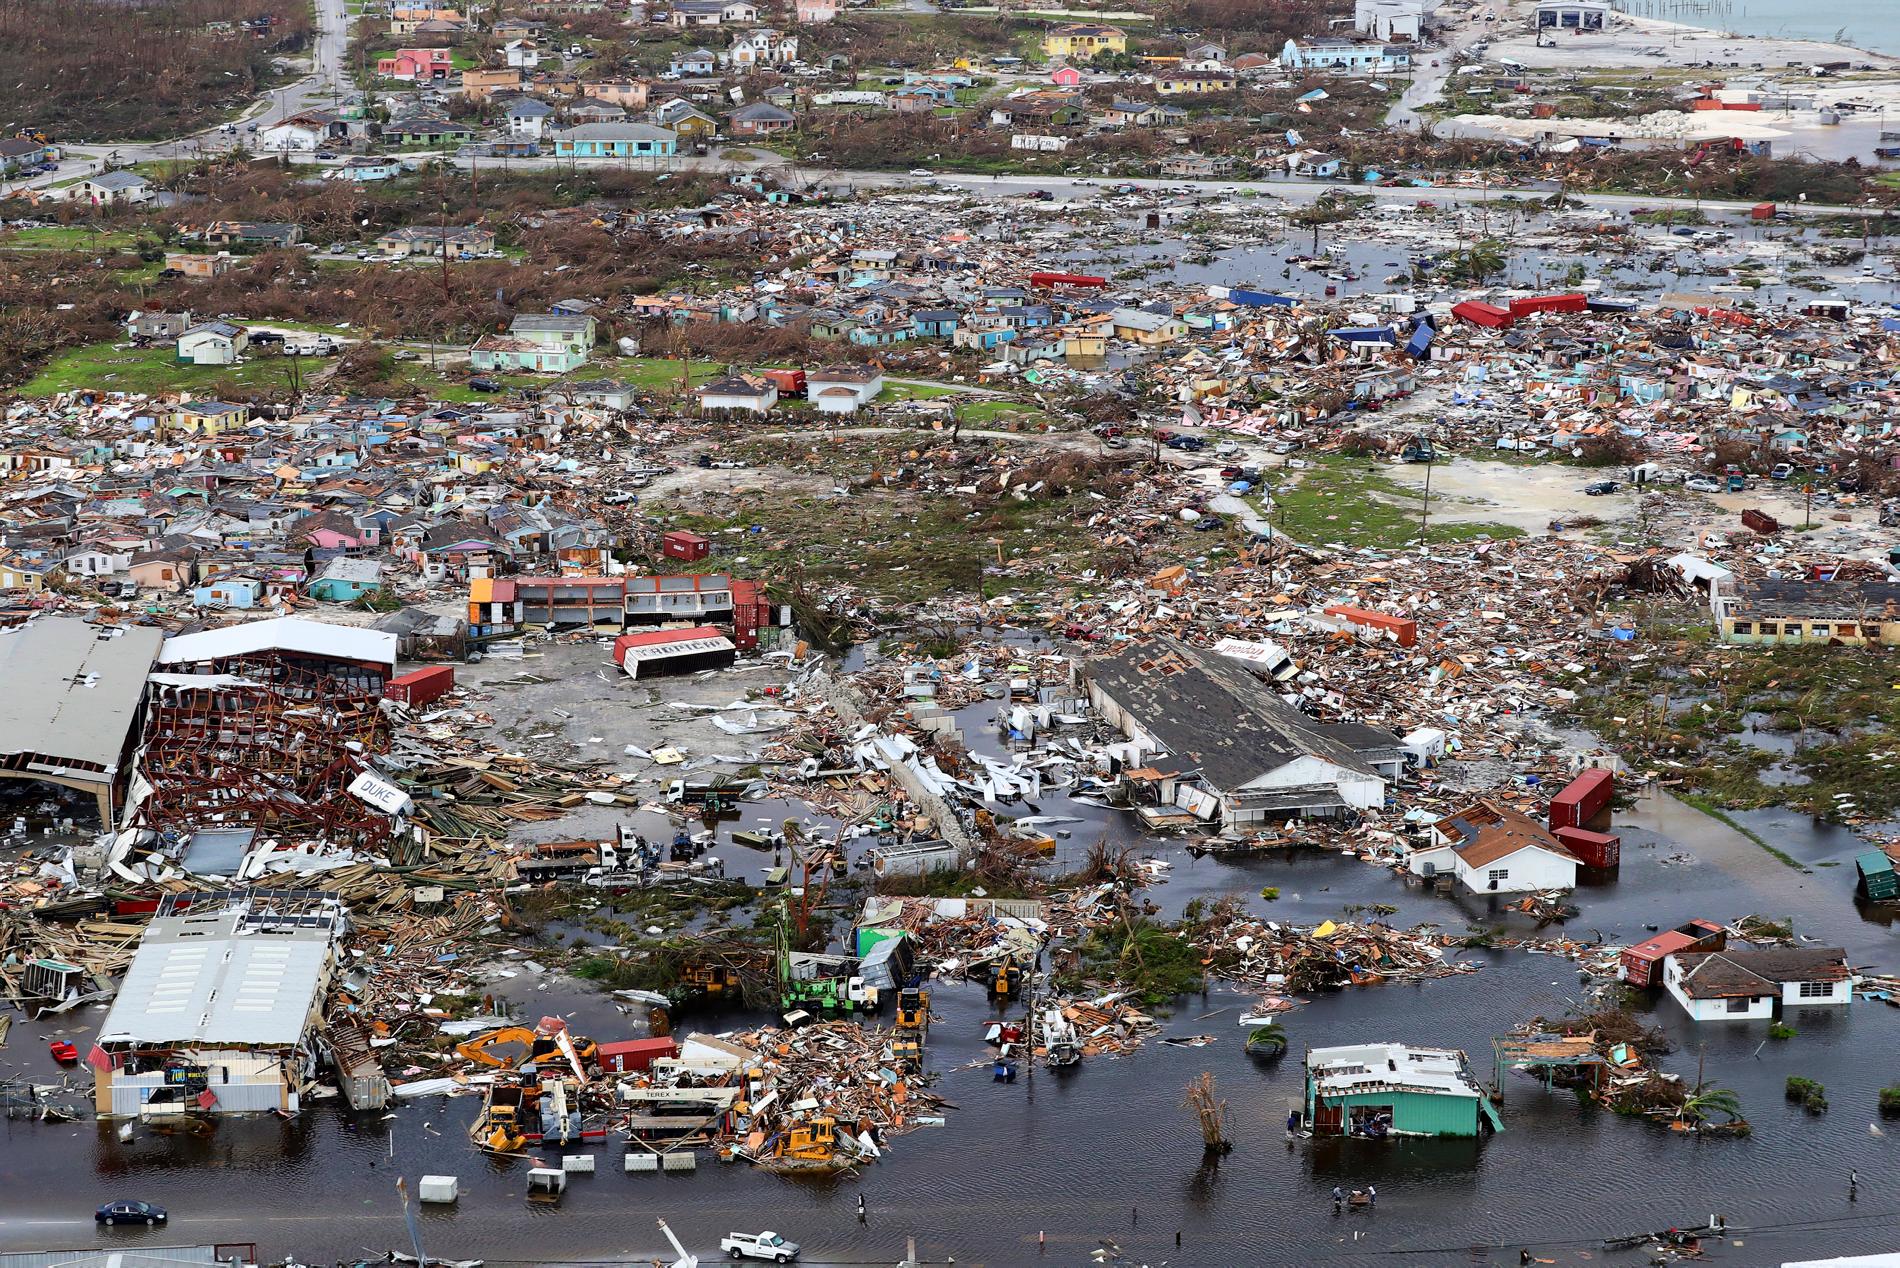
[97,902,340,1048]
[0,1246,227,1268]
[0,617,164,774]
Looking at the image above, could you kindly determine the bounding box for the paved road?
[6,0,350,193]
[421,149,1893,219]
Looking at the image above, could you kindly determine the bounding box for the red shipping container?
[1029,271,1107,288]
[384,665,455,707]
[1750,202,1777,219]
[1450,301,1513,328]
[1506,293,1589,319]
[1554,825,1620,869]
[1549,767,1613,832]
[759,368,807,397]
[1323,603,1418,648]
[596,1037,680,1073]
[662,530,711,562]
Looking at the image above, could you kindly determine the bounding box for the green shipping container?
[1857,851,1898,901]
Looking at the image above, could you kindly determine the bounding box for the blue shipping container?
[1230,288,1297,308]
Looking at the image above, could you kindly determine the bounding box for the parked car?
[1684,476,1722,493]
[721,1231,800,1262]
[1584,480,1619,496]
[466,377,504,393]
[1771,462,1795,480]
[907,168,933,177]
[97,1201,167,1226]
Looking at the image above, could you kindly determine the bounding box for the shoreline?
[1485,1,1900,71]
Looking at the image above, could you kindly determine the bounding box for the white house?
[1662,946,1853,1022]
[505,97,556,138]
[1280,37,1413,74]
[504,38,541,68]
[694,374,778,414]
[726,27,798,67]
[62,547,133,578]
[72,171,152,205]
[806,364,885,408]
[1406,800,1579,894]
[1354,0,1438,41]
[176,321,249,366]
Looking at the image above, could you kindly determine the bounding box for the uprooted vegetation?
[660,439,1175,605]
[0,0,312,140]
[1563,630,1900,822]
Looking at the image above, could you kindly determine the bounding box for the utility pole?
[1418,453,1433,542]
[439,196,451,299]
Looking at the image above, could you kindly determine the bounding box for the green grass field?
[1264,456,1524,550]
[1,226,140,251]
[21,341,301,396]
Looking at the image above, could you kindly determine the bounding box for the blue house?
[849,323,913,347]
[305,558,385,603]
[912,309,960,339]
[551,123,678,158]
[193,577,263,609]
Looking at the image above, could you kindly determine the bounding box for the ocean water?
[1619,0,1900,55]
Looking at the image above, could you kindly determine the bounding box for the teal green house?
[1301,1042,1501,1138]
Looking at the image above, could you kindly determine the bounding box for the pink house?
[795,0,836,20]
[377,48,453,81]
[1049,63,1082,87]
[304,527,373,549]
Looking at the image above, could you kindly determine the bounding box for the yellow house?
[1042,23,1126,60]
[0,557,46,592]
[1155,71,1236,95]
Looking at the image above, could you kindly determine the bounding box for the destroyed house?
[93,890,349,1118]
[1715,578,1900,647]
[1302,1043,1500,1138]
[1663,946,1853,1021]
[1082,638,1389,827]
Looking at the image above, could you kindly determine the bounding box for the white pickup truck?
[720,1231,800,1262]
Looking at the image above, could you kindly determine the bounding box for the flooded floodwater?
[8,774,1900,1266]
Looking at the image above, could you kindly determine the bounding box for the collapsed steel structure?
[134,654,394,846]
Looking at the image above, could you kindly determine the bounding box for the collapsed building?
[1082,637,1401,829]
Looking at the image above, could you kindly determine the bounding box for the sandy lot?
[1382,456,1630,532]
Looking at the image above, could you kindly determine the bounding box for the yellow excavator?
[456,1025,598,1080]
[990,955,1023,998]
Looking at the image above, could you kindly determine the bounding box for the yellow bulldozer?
[896,985,930,1032]
[760,1116,850,1173]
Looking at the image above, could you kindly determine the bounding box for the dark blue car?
[97,1200,167,1226]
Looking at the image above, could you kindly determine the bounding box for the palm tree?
[1679,1085,1743,1127]
[1289,198,1355,256]
[1246,1022,1289,1059]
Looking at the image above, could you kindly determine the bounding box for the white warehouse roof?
[159,617,397,670]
